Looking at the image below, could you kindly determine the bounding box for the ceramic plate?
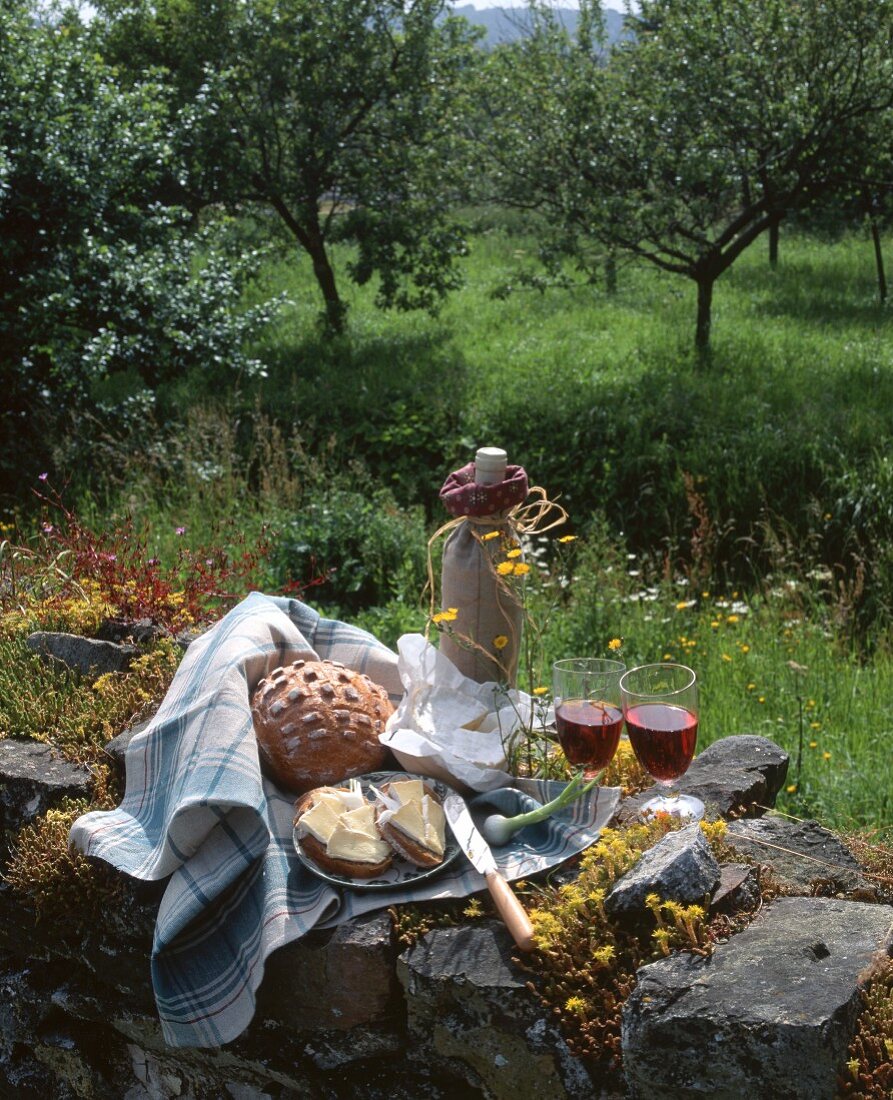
[292,771,461,891]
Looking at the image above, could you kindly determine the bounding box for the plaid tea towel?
[70,592,619,1048]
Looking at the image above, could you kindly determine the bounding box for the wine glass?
[552,658,626,780]
[619,663,704,821]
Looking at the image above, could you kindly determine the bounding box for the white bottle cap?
[474,446,508,485]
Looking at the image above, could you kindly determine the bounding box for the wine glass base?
[639,793,705,823]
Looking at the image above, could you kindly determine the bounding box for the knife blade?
[443,792,535,952]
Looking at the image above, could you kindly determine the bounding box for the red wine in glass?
[555,699,624,774]
[620,663,704,821]
[624,703,698,781]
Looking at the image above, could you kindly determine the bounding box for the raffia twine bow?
[423,486,569,673]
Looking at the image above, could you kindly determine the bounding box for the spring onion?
[479,770,599,847]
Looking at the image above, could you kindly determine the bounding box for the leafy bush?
[0,7,282,504]
[268,486,428,615]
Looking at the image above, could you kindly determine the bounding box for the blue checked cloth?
[70,592,620,1048]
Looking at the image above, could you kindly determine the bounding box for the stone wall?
[1,733,890,1099]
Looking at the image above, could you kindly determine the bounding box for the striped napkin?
[70,592,620,1048]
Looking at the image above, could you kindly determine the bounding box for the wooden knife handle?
[485,871,536,952]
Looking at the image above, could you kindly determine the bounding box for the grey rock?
[622,896,893,1099]
[399,921,595,1100]
[0,737,91,839]
[27,631,137,676]
[725,815,871,895]
[104,718,154,771]
[710,863,761,914]
[256,911,399,1034]
[616,734,788,824]
[606,824,721,917]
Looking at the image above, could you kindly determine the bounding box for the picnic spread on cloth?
[69,592,620,1049]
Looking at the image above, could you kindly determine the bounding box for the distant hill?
[448,4,628,47]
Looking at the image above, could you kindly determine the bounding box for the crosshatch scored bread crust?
[251,659,393,793]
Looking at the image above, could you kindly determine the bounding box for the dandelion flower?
[758,696,765,704]
[809,740,818,748]
[663,653,672,660]
[823,751,832,761]
[558,534,577,543]
[506,548,522,559]
[608,638,622,651]
[746,683,756,690]
[533,686,549,696]
[493,635,509,651]
[482,530,500,541]
[675,601,689,611]
[727,614,740,624]
[739,644,750,654]
[786,784,797,793]
[512,562,531,576]
[810,721,821,730]
[721,654,732,662]
[496,561,514,575]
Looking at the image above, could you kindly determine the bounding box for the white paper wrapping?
[380,633,550,792]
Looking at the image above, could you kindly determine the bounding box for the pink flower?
[38,472,48,482]
[175,526,186,536]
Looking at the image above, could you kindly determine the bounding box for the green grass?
[41,218,893,838]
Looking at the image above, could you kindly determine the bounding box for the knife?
[443,792,536,952]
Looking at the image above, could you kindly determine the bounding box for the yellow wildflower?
[823,751,832,761]
[463,898,484,918]
[432,607,458,624]
[758,696,765,704]
[608,637,622,651]
[675,601,688,611]
[727,614,739,624]
[496,561,514,576]
[710,620,720,629]
[493,635,509,651]
[721,653,732,662]
[481,530,500,541]
[809,740,818,748]
[506,548,522,559]
[786,784,797,793]
[557,535,576,543]
[746,682,756,690]
[512,562,531,576]
[533,686,549,696]
[739,644,750,654]
[663,653,672,660]
[810,721,821,730]
[564,996,587,1015]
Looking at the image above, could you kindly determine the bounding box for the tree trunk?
[306,233,345,332]
[871,218,887,305]
[768,220,779,270]
[265,189,346,332]
[605,248,617,295]
[695,276,713,355]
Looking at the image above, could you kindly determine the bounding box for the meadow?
[10,214,893,840]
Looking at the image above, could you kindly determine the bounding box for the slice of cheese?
[388,779,426,806]
[326,823,391,864]
[299,798,343,844]
[340,802,378,838]
[390,793,445,856]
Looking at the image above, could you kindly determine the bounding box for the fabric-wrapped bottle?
[438,447,529,686]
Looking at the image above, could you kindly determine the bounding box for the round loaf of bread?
[251,659,393,793]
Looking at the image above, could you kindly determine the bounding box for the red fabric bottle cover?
[439,461,529,517]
